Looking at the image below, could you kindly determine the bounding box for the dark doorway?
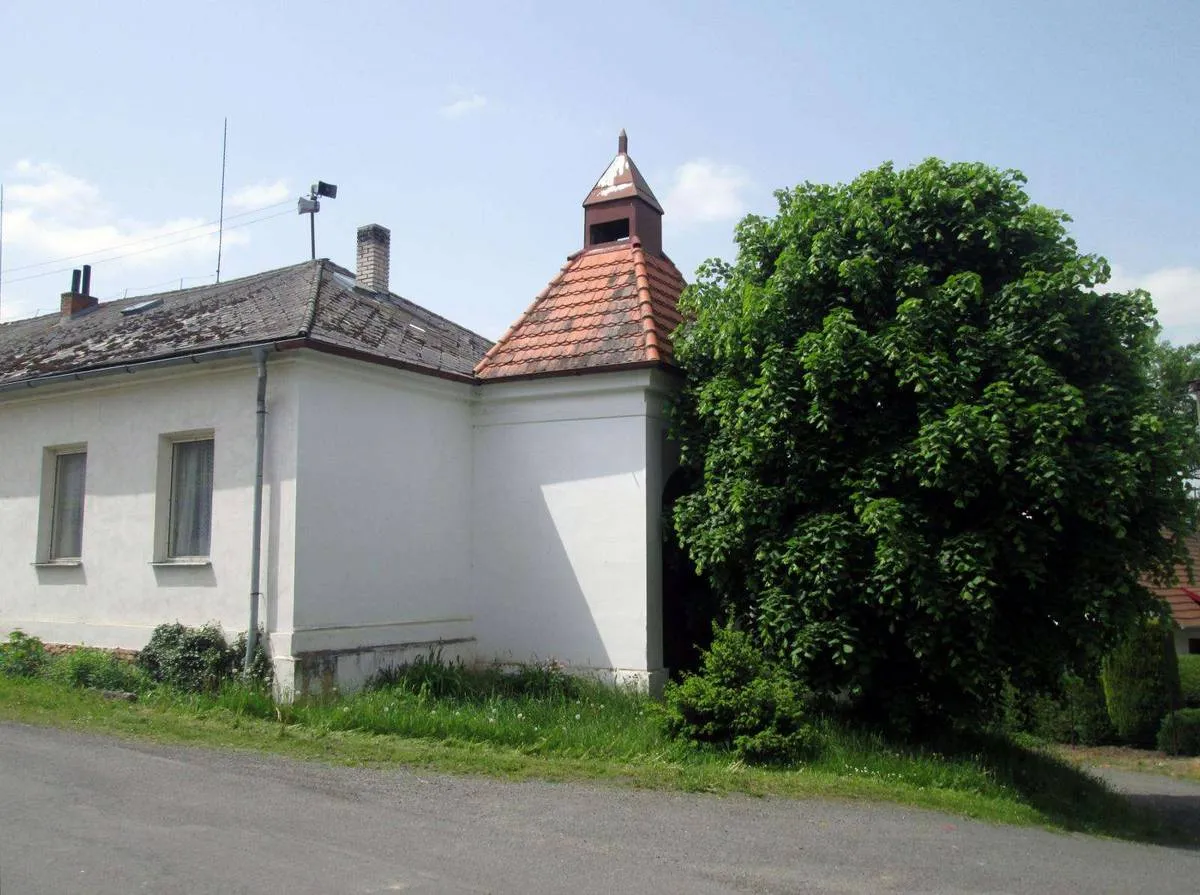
[661,467,718,679]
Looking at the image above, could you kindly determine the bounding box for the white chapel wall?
[286,354,476,692]
[0,358,301,651]
[470,370,674,691]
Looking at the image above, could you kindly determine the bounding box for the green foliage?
[671,157,1198,730]
[1008,673,1114,746]
[662,625,818,764]
[1058,674,1116,746]
[230,627,274,686]
[1103,617,1182,746]
[136,622,238,693]
[1178,654,1200,708]
[0,630,48,678]
[49,648,147,692]
[1156,708,1200,756]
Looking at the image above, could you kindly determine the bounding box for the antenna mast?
[216,118,228,284]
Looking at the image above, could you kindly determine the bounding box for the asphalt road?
[1,723,1198,894]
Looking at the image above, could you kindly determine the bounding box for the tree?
[671,158,1198,732]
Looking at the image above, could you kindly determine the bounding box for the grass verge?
[0,672,1189,846]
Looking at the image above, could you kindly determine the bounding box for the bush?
[1178,654,1200,709]
[1103,617,1182,747]
[995,671,1113,746]
[1156,709,1200,756]
[50,647,146,692]
[136,623,237,692]
[231,627,274,686]
[1059,673,1115,746]
[662,625,818,764]
[0,630,49,678]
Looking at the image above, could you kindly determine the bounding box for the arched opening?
[661,467,717,679]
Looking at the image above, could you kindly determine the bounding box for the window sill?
[32,559,82,568]
[150,559,212,567]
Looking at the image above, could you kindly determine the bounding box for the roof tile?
[0,260,493,385]
[474,241,686,381]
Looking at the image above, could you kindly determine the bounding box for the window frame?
[154,431,215,564]
[36,444,88,564]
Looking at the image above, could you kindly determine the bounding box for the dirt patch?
[1054,744,1200,784]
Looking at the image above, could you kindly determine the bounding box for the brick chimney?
[356,224,390,293]
[60,265,98,319]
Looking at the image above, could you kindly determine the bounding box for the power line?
[1,198,292,275]
[0,207,293,287]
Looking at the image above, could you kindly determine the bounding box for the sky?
[1,0,1197,343]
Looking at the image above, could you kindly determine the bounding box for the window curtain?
[50,452,86,559]
[169,440,214,557]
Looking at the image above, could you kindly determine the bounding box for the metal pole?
[309,210,316,261]
[216,118,228,283]
[246,348,268,679]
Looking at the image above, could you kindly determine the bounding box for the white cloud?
[226,179,290,211]
[664,159,751,226]
[0,160,253,321]
[1102,265,1200,340]
[439,92,487,119]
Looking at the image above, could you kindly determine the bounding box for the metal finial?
[618,129,628,154]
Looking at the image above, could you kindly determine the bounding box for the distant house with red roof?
[0,134,687,696]
[1145,534,1200,655]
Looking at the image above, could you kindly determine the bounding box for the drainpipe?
[246,347,268,676]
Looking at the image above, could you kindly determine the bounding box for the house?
[0,133,688,697]
[1145,534,1200,655]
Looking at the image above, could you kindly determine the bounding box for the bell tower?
[582,130,664,257]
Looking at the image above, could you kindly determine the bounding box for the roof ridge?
[301,261,324,336]
[630,242,661,363]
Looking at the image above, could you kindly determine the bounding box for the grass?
[0,657,1189,847]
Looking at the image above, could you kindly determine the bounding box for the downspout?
[246,347,268,676]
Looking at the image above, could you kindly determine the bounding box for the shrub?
[662,624,818,764]
[1178,654,1200,709]
[1103,617,1182,747]
[1059,673,1115,746]
[136,622,237,692]
[1156,708,1200,756]
[50,647,146,692]
[231,627,274,686]
[0,630,49,678]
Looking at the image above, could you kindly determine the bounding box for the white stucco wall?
[471,370,675,691]
[283,354,476,693]
[0,356,299,651]
[1175,628,1200,656]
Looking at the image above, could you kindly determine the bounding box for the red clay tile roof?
[474,240,686,381]
[1145,533,1200,629]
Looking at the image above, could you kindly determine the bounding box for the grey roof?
[0,260,493,386]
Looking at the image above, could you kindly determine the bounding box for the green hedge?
[1156,708,1200,756]
[1178,654,1200,709]
[1103,617,1182,747]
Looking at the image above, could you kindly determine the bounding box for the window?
[167,438,214,558]
[48,450,87,560]
[1190,638,1200,656]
